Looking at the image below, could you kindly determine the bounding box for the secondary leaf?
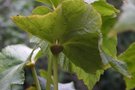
[114,0,135,32]
[118,42,135,90]
[92,0,119,16]
[101,16,117,58]
[36,0,61,8]
[36,0,52,8]
[0,53,22,72]
[98,11,130,77]
[0,45,32,72]
[99,16,130,77]
[0,45,39,90]
[36,0,51,5]
[0,64,24,90]
[32,6,51,15]
[91,0,118,58]
[52,0,62,7]
[12,0,103,73]
[100,51,130,77]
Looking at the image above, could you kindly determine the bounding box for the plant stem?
[31,66,41,90]
[53,55,59,90]
[46,52,53,90]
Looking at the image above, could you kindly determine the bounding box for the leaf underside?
[12,0,103,73]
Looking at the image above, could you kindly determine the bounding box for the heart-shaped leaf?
[12,0,103,73]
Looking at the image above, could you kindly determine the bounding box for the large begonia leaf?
[12,0,103,73]
[0,45,39,90]
[118,42,135,90]
[59,54,104,90]
[71,62,104,90]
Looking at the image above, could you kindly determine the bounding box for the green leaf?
[40,69,53,84]
[114,0,135,32]
[12,0,103,73]
[99,15,130,77]
[92,0,119,16]
[93,0,118,58]
[0,53,22,72]
[36,0,61,8]
[63,33,102,73]
[36,0,52,8]
[0,64,24,90]
[0,45,39,90]
[12,0,101,43]
[100,51,130,77]
[32,6,52,15]
[71,62,104,90]
[0,45,32,72]
[101,16,117,58]
[52,0,61,7]
[118,42,135,90]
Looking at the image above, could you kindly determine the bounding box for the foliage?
[0,45,39,90]
[1,0,135,90]
[118,43,135,90]
[114,0,135,89]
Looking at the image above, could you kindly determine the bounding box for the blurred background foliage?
[1,0,135,90]
[0,0,34,50]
